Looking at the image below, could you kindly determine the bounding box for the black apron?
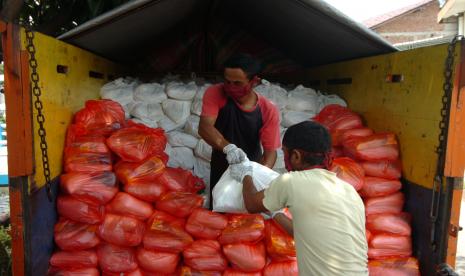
[210,96,263,208]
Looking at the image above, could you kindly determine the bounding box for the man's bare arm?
[242,175,269,213]
[273,213,294,237]
[260,149,277,168]
[199,116,230,151]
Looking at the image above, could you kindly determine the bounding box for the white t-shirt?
[263,169,368,276]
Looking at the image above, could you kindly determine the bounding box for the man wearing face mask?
[229,121,368,275]
[199,53,280,208]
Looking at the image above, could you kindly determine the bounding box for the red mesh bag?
[361,160,402,179]
[49,250,98,269]
[314,105,363,132]
[48,267,100,276]
[98,213,145,247]
[143,210,193,253]
[65,128,110,154]
[219,214,265,245]
[73,99,125,136]
[107,123,167,162]
[102,269,143,276]
[333,127,373,147]
[368,257,420,276]
[366,229,372,243]
[64,151,112,173]
[105,192,154,221]
[60,171,118,205]
[185,208,228,239]
[223,270,262,276]
[156,192,204,218]
[136,247,179,274]
[264,219,296,261]
[343,133,399,161]
[263,261,299,276]
[147,210,186,229]
[180,266,222,276]
[97,243,138,273]
[365,192,405,216]
[183,240,228,272]
[123,181,167,202]
[54,218,100,251]
[115,156,165,185]
[360,177,402,198]
[329,157,365,191]
[223,242,266,272]
[157,167,206,193]
[367,213,411,236]
[369,234,412,259]
[57,196,104,224]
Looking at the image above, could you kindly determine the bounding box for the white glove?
[223,144,247,164]
[230,162,253,183]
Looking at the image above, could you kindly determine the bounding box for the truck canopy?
[59,0,396,74]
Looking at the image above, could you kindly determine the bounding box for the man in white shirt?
[230,121,368,275]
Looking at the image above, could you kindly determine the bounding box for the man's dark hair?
[223,53,261,80]
[283,121,332,166]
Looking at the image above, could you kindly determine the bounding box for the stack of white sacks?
[100,76,347,202]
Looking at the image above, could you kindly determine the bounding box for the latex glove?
[271,209,287,219]
[223,144,247,164]
[230,162,253,183]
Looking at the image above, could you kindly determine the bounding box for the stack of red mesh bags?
[315,105,420,275]
[49,99,298,276]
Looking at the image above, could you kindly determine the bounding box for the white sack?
[164,143,173,156]
[100,78,137,106]
[194,139,212,161]
[122,102,136,119]
[191,84,209,116]
[286,85,319,112]
[166,131,199,149]
[162,99,191,124]
[166,81,197,100]
[194,157,211,181]
[158,116,186,132]
[213,161,280,213]
[167,146,195,170]
[184,115,201,138]
[282,110,314,128]
[318,94,347,111]
[130,102,164,122]
[131,118,158,129]
[133,83,167,103]
[255,80,288,110]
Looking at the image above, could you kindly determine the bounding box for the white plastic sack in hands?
[191,84,210,116]
[281,110,314,128]
[131,118,158,129]
[195,139,212,161]
[100,78,138,106]
[286,85,319,112]
[166,131,199,149]
[255,80,288,110]
[166,81,197,101]
[185,115,201,138]
[318,94,347,111]
[133,83,167,103]
[167,146,195,170]
[213,161,280,213]
[273,149,285,171]
[158,116,186,132]
[130,102,164,122]
[162,99,191,124]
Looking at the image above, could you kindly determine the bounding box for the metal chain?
[430,35,463,250]
[24,28,53,202]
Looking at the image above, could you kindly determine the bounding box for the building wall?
[372,1,457,44]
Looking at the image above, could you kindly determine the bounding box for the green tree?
[1,0,131,36]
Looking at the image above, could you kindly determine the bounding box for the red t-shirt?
[201,84,281,151]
